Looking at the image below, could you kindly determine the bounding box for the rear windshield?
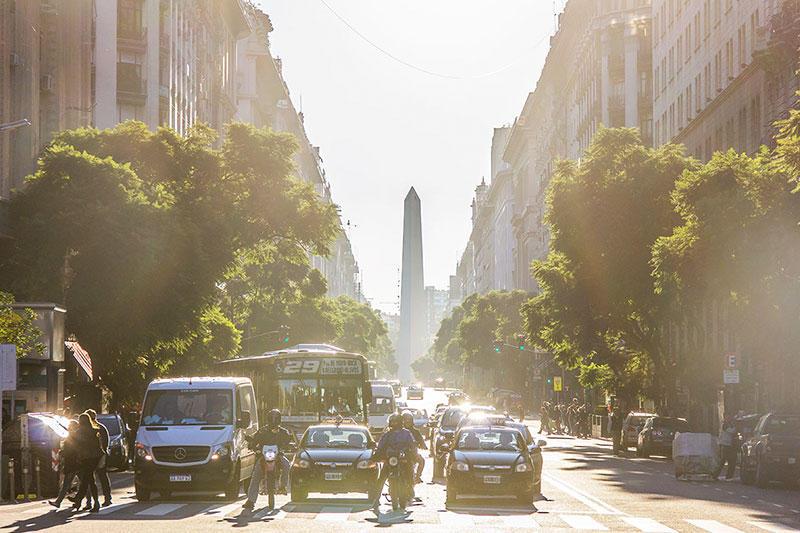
[96,416,121,436]
[765,416,800,435]
[141,389,233,426]
[305,427,370,449]
[653,418,689,431]
[628,416,650,427]
[457,429,522,452]
[369,396,394,415]
[441,409,466,428]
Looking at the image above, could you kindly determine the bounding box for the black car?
[636,416,689,458]
[741,413,800,487]
[290,422,379,502]
[432,406,469,477]
[505,421,546,497]
[96,413,130,471]
[442,425,537,505]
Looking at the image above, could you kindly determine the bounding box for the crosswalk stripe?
[314,505,351,521]
[202,501,243,517]
[438,511,475,526]
[501,513,541,528]
[253,508,287,520]
[98,503,134,515]
[135,503,185,516]
[621,517,676,532]
[749,522,800,533]
[685,519,744,533]
[560,514,609,530]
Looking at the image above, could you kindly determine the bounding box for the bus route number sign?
[277,358,361,375]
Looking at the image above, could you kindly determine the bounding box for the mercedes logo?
[489,466,495,471]
[331,463,337,468]
[174,447,187,460]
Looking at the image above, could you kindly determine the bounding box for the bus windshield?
[320,378,364,419]
[273,378,365,420]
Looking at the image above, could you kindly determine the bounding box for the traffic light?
[492,339,503,352]
[516,334,526,350]
[547,378,552,384]
[279,325,290,343]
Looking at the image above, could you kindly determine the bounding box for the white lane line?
[621,516,677,532]
[748,522,800,532]
[135,503,185,516]
[314,505,351,521]
[560,514,609,530]
[438,511,475,526]
[98,503,134,515]
[543,474,622,515]
[203,501,244,516]
[501,514,541,528]
[685,519,744,533]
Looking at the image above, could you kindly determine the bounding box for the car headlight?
[294,458,310,468]
[135,443,152,461]
[388,456,399,466]
[454,462,469,472]
[357,460,376,469]
[515,463,530,473]
[212,442,231,460]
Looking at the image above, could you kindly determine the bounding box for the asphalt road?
[2,387,798,532]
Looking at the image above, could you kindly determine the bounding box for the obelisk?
[399,187,425,383]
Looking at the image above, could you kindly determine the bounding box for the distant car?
[290,421,379,502]
[636,417,689,458]
[447,391,469,405]
[407,386,424,400]
[96,413,130,471]
[443,425,537,505]
[433,378,446,390]
[396,400,408,410]
[409,408,428,432]
[2,413,71,498]
[623,412,655,451]
[741,413,800,487]
[505,421,546,497]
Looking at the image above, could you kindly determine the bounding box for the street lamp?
[0,119,31,133]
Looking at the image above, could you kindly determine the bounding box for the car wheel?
[135,482,150,502]
[225,462,241,500]
[755,457,769,488]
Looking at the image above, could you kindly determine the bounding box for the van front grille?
[152,445,210,463]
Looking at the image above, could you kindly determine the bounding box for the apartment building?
[653,0,799,159]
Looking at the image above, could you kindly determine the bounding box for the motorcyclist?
[372,413,417,509]
[401,411,427,484]
[242,409,293,513]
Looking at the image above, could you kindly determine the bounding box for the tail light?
[653,430,663,438]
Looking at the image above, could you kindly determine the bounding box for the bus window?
[320,378,364,419]
[273,379,318,417]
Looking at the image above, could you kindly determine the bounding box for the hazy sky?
[257,0,561,314]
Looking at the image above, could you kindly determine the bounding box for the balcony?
[117,63,146,104]
[118,26,147,53]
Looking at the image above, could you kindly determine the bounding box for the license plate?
[789,458,796,465]
[324,472,343,481]
[169,475,191,482]
[483,475,501,484]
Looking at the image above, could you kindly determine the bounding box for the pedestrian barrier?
[591,414,610,438]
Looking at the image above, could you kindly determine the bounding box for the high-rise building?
[398,187,425,382]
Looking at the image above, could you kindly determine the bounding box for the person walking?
[540,403,551,435]
[716,413,738,480]
[610,408,624,455]
[86,409,112,506]
[48,421,80,508]
[72,413,104,512]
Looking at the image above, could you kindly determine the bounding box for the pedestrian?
[610,407,623,455]
[48,421,80,508]
[716,412,738,480]
[72,413,104,512]
[540,403,551,434]
[85,409,112,506]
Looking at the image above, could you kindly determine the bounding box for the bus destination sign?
[276,358,362,375]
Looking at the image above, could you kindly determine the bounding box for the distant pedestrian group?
[539,400,591,437]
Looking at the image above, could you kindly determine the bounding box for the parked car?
[96,413,130,471]
[741,413,800,487]
[505,421,546,497]
[442,425,537,505]
[623,412,655,451]
[406,386,424,400]
[636,416,689,458]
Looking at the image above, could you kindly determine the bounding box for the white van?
[133,377,258,501]
[367,381,396,438]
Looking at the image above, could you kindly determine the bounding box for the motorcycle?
[261,444,280,509]
[385,451,413,510]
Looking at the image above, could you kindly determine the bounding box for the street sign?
[724,353,738,370]
[554,377,562,391]
[723,369,740,384]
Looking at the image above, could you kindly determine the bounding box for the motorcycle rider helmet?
[401,411,414,429]
[388,413,402,430]
[266,408,282,428]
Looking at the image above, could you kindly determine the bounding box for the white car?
[407,386,424,400]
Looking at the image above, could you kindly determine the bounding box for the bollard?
[35,458,41,500]
[8,458,16,504]
[22,462,29,502]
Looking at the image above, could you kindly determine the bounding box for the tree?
[0,291,44,358]
[524,127,697,406]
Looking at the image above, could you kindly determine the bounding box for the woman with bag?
[48,421,80,508]
[72,413,104,512]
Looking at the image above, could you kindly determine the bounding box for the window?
[662,56,667,90]
[238,385,256,426]
[118,0,143,40]
[694,12,701,49]
[677,36,683,67]
[714,0,721,24]
[141,389,233,426]
[678,94,684,128]
[695,74,701,110]
[738,24,747,67]
[685,24,692,60]
[669,47,675,79]
[704,1,710,37]
[686,85,692,119]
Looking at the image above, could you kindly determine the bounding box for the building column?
[94,0,117,129]
[624,23,639,128]
[600,32,610,127]
[144,0,160,128]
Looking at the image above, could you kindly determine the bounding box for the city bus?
[216,344,373,434]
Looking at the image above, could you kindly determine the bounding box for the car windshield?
[369,396,394,415]
[628,416,650,427]
[457,429,522,452]
[305,427,369,449]
[141,389,233,426]
[765,416,800,435]
[653,418,689,431]
[441,409,466,428]
[96,415,121,436]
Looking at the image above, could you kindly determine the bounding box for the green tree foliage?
[0,121,340,404]
[0,292,44,357]
[524,127,697,405]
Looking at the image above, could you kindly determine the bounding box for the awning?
[65,340,93,380]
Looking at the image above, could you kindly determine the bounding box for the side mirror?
[368,440,376,449]
[237,410,251,428]
[537,439,547,447]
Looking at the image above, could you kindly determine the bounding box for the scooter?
[261,444,280,509]
[385,451,413,510]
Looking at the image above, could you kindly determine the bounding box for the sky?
[256,0,562,314]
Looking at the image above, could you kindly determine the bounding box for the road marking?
[501,514,541,528]
[314,506,351,521]
[543,474,622,515]
[203,501,244,516]
[621,517,677,532]
[438,511,475,526]
[135,503,185,516]
[559,514,609,530]
[253,508,287,520]
[685,519,744,533]
[748,522,800,532]
[98,503,134,515]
